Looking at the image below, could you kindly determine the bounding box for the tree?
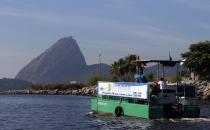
[110,54,138,82]
[88,76,105,86]
[181,41,210,81]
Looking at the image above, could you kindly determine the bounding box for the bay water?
[0,95,210,130]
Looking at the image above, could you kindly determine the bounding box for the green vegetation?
[88,76,106,86]
[181,41,210,81]
[110,54,138,82]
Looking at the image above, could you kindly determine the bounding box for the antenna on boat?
[169,51,172,61]
[137,56,140,74]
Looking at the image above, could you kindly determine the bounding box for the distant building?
[70,81,77,84]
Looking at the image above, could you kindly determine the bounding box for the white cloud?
[0,3,189,47]
[4,6,188,44]
[0,6,121,31]
[126,30,189,45]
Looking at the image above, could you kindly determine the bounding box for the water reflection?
[89,101,210,130]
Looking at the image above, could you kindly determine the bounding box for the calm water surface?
[0,95,210,130]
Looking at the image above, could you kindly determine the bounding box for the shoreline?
[0,86,97,97]
[0,81,209,100]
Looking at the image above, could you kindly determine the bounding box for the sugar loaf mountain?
[15,36,110,84]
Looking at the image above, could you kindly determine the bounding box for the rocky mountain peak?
[50,36,78,51]
[16,36,110,84]
[16,36,88,83]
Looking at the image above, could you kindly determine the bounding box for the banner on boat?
[98,82,148,99]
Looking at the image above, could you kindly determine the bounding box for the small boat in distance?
[90,59,200,119]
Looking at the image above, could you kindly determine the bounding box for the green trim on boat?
[91,98,150,119]
[91,97,200,119]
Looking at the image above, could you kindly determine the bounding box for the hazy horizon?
[0,0,210,78]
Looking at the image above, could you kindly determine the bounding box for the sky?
[0,0,210,78]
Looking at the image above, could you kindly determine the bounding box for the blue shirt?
[134,74,147,83]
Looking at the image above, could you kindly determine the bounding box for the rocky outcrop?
[2,80,210,100]
[15,36,110,84]
[2,86,98,96]
[81,85,97,96]
[195,81,210,99]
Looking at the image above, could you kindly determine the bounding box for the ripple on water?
[87,112,210,130]
[87,115,151,130]
[0,95,210,130]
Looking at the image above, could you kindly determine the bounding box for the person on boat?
[150,81,159,104]
[158,77,167,89]
[135,70,147,83]
[151,81,159,91]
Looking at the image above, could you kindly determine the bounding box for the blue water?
[0,95,210,130]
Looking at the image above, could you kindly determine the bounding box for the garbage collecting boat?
[90,60,200,119]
